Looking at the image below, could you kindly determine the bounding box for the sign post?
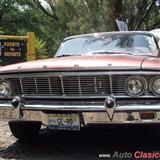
[0,32,36,66]
[27,32,36,61]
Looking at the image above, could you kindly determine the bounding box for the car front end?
[1,31,160,139]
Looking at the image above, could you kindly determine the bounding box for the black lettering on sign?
[0,39,27,65]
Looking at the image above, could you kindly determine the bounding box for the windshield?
[56,33,157,57]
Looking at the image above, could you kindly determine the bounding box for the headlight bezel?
[149,76,160,96]
[0,80,12,97]
[124,76,147,97]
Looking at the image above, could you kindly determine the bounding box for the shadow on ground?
[0,125,160,160]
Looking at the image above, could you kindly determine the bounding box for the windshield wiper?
[92,51,133,55]
[92,51,157,57]
[57,54,81,57]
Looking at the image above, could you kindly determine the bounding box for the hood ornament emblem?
[74,64,79,67]
[107,63,112,67]
[104,97,116,120]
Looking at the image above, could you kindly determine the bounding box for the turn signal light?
[140,112,155,120]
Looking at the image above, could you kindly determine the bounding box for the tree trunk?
[108,0,123,31]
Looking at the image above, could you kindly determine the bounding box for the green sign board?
[0,39,27,66]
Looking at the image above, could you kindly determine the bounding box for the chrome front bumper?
[1,102,160,125]
[1,102,160,111]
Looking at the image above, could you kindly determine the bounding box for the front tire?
[9,120,41,141]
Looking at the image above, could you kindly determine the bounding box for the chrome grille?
[9,78,21,94]
[8,75,110,96]
[7,74,154,97]
[20,77,63,95]
[80,76,110,95]
[63,76,80,95]
[112,75,129,96]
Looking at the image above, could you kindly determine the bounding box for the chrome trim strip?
[34,78,38,93]
[117,105,160,111]
[1,71,160,78]
[19,78,24,93]
[1,102,160,112]
[94,77,97,93]
[78,76,82,94]
[0,103,13,108]
[0,103,157,111]
[48,78,52,94]
[2,94,160,99]
[21,104,160,111]
[109,74,112,93]
[60,76,64,94]
[20,95,160,99]
[22,104,105,111]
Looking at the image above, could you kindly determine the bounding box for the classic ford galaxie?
[1,31,160,140]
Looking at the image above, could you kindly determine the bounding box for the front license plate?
[48,114,80,130]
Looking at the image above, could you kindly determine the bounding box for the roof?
[150,29,160,40]
[64,31,154,41]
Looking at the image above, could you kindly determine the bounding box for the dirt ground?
[0,120,160,160]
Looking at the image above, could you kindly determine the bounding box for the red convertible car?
[1,31,160,140]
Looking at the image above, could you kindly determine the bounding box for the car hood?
[0,55,156,73]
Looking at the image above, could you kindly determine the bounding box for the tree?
[0,0,160,59]
[0,0,58,56]
[123,0,160,30]
[33,0,160,32]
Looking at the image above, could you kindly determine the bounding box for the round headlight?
[124,76,146,96]
[0,81,12,96]
[150,77,160,95]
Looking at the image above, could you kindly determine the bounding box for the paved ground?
[0,120,160,160]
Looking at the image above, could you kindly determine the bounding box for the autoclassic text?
[99,151,160,159]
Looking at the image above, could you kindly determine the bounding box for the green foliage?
[0,27,4,34]
[35,38,48,59]
[122,0,160,30]
[0,0,159,59]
